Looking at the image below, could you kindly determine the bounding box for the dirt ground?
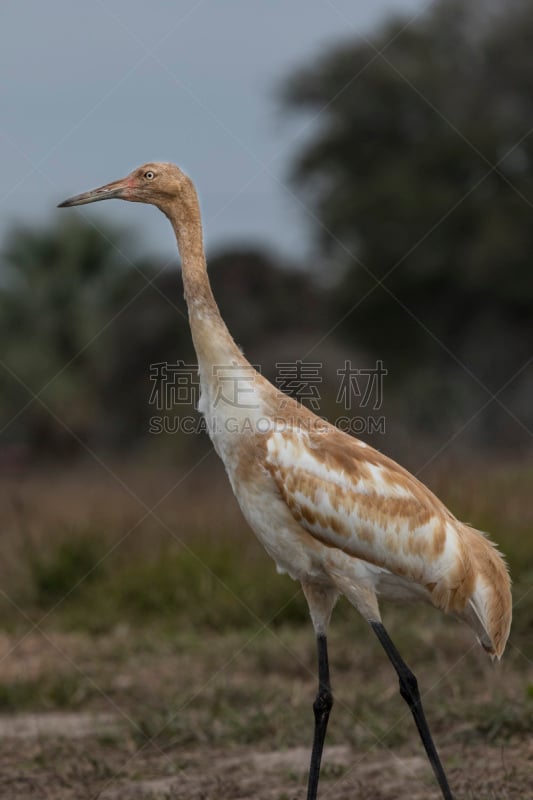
[0,711,531,799]
[0,627,530,800]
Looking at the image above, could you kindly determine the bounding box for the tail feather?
[458,526,512,659]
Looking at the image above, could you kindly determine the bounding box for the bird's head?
[58,162,194,214]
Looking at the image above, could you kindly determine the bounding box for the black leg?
[370,621,454,800]
[307,634,333,800]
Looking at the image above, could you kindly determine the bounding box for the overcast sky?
[1,0,427,265]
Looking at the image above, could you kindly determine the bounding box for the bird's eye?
[144,171,155,180]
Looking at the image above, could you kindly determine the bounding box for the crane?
[59,163,512,800]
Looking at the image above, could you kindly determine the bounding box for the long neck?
[166,190,245,369]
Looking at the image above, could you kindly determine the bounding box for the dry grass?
[0,454,531,798]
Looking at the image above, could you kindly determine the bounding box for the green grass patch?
[0,673,93,711]
[28,536,311,634]
[28,528,107,607]
[473,695,533,741]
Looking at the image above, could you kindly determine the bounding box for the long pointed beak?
[57,177,128,208]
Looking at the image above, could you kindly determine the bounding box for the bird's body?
[59,162,512,800]
[199,356,509,657]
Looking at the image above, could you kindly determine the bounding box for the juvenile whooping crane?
[59,163,512,800]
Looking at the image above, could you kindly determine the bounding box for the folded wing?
[264,426,456,590]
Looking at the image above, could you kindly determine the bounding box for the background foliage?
[1,1,532,459]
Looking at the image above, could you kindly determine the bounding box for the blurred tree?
[210,246,326,346]
[0,218,126,452]
[0,220,329,456]
[281,0,533,441]
[0,218,189,452]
